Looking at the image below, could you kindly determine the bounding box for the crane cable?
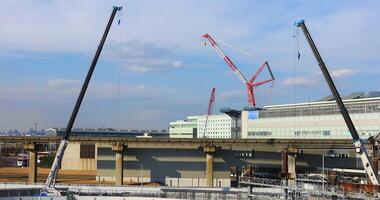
[117,7,123,129]
[293,24,300,139]
[215,38,266,64]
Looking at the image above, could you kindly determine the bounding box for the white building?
[169,114,235,138]
[169,116,198,138]
[241,96,380,139]
[197,114,235,138]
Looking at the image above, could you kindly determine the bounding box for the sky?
[0,0,379,131]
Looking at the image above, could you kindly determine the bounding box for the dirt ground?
[0,167,99,184]
[0,167,160,186]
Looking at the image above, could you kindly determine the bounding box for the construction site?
[1,2,380,200]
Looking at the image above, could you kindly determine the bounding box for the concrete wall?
[95,144,359,187]
[61,141,96,171]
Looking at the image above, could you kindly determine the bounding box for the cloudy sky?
[0,0,379,131]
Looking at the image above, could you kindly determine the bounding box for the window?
[80,144,95,158]
[259,102,380,118]
[323,131,331,136]
[248,131,271,136]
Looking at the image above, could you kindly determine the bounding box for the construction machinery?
[202,33,275,107]
[296,19,379,185]
[203,87,216,138]
[44,6,123,190]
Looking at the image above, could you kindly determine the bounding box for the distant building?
[197,114,235,138]
[171,92,380,140]
[46,128,169,138]
[169,114,235,138]
[242,96,380,139]
[169,116,198,138]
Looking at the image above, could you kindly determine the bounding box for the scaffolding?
[240,174,380,200]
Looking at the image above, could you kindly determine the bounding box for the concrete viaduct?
[0,136,359,187]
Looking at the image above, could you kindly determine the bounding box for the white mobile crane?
[296,19,379,185]
[44,6,123,191]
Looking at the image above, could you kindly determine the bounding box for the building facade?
[197,114,235,138]
[169,114,235,138]
[242,97,380,139]
[169,116,198,138]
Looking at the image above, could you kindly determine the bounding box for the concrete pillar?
[112,143,126,186]
[204,145,216,187]
[23,143,37,184]
[281,150,288,178]
[372,144,379,180]
[287,154,296,179]
[286,145,298,186]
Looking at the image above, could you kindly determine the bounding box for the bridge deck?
[0,136,357,150]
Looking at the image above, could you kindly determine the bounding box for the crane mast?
[45,6,123,190]
[203,87,216,138]
[296,19,379,185]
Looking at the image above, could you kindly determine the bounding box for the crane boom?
[45,6,123,190]
[202,34,247,83]
[203,87,216,138]
[296,19,379,185]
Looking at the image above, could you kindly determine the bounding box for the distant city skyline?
[0,1,379,131]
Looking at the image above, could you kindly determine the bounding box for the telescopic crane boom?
[45,6,123,190]
[296,19,379,185]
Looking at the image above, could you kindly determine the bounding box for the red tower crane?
[202,33,275,107]
[203,87,216,138]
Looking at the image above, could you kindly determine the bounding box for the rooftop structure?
[242,96,380,139]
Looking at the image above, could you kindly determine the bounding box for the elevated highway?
[0,136,357,150]
[0,136,364,187]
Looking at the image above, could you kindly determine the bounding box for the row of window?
[199,119,231,122]
[248,130,331,137]
[259,102,380,118]
[198,124,231,127]
[248,131,272,136]
[198,127,231,130]
[294,130,331,136]
[200,131,231,135]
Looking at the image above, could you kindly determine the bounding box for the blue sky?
[0,0,379,131]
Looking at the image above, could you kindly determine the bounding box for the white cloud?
[172,60,183,68]
[106,41,186,73]
[220,90,245,100]
[331,68,357,78]
[283,76,318,86]
[127,66,151,73]
[48,79,80,89]
[0,0,251,54]
[0,79,164,102]
[284,68,357,86]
